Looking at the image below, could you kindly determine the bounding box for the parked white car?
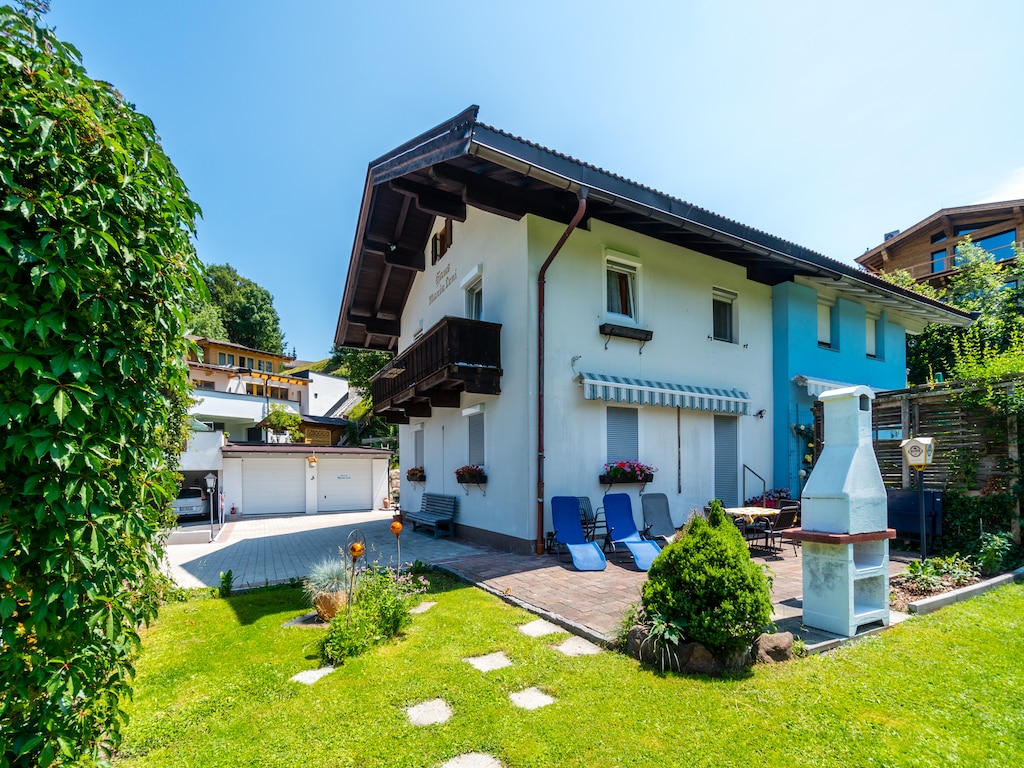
[172,487,207,519]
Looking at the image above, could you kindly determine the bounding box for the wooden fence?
[812,378,1020,492]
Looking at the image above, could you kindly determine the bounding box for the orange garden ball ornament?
[390,521,403,536]
[348,540,365,561]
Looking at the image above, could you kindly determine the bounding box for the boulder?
[752,631,794,663]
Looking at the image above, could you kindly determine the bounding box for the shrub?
[302,557,352,620]
[641,500,773,657]
[1,8,203,765]
[976,532,1013,577]
[318,564,428,665]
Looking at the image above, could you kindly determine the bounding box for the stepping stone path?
[410,600,437,615]
[509,686,555,710]
[406,616,601,764]
[553,636,602,657]
[463,651,512,672]
[290,666,335,685]
[517,618,561,637]
[440,754,505,768]
[406,698,453,726]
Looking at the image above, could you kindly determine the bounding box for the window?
[218,352,226,365]
[866,315,878,358]
[976,229,1016,261]
[227,354,235,366]
[931,249,947,274]
[245,383,264,397]
[817,301,835,349]
[467,412,485,465]
[269,386,288,400]
[606,260,637,320]
[712,288,736,343]
[713,415,738,507]
[193,379,215,390]
[606,406,638,463]
[413,427,424,468]
[431,218,453,265]
[258,360,265,372]
[465,278,482,321]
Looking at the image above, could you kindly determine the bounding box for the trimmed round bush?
[642,500,773,656]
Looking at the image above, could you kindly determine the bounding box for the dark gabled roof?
[336,106,972,350]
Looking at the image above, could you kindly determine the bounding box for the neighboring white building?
[334,107,971,554]
[180,337,389,518]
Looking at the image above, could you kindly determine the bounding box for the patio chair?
[551,496,607,571]
[640,492,678,546]
[602,493,662,571]
[577,496,607,542]
[765,505,800,555]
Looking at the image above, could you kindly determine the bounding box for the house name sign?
[428,263,457,305]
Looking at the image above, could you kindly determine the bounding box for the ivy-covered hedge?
[1,8,203,766]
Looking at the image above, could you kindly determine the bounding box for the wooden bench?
[402,493,458,539]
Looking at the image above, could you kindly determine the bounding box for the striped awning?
[577,372,750,415]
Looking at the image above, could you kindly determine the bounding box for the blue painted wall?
[772,282,907,494]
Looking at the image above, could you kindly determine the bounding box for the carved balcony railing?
[370,316,502,423]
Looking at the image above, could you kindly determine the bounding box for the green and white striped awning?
[577,372,750,415]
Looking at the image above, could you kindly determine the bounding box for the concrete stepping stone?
[410,600,437,614]
[290,666,334,685]
[518,618,561,637]
[406,698,453,726]
[553,636,602,656]
[463,651,512,672]
[509,687,554,710]
[441,754,504,768]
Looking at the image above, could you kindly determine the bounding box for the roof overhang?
[336,106,973,351]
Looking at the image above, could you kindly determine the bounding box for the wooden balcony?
[370,316,502,423]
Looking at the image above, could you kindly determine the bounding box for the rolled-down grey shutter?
[607,406,638,462]
[414,429,424,468]
[468,412,485,465]
[714,415,738,506]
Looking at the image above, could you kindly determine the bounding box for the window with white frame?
[467,411,485,466]
[712,288,737,343]
[866,314,878,358]
[818,300,835,348]
[465,278,482,321]
[606,257,638,321]
[606,406,638,462]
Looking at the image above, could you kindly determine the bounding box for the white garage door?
[317,458,372,512]
[241,457,305,515]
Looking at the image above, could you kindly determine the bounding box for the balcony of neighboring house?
[371,316,502,423]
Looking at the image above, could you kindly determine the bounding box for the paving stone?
[410,600,437,614]
[441,754,504,768]
[518,618,561,637]
[406,698,453,726]
[552,636,602,656]
[509,687,554,710]
[290,666,334,685]
[463,651,512,672]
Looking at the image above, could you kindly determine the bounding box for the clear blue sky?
[45,1,1024,361]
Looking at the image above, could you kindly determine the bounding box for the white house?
[180,337,390,518]
[334,107,971,554]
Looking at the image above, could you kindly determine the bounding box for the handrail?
[742,464,767,506]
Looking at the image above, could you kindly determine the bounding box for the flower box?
[456,475,488,484]
[454,465,486,483]
[599,472,654,485]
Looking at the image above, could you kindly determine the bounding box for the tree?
[328,346,396,450]
[203,263,284,354]
[0,8,202,765]
[898,239,1024,384]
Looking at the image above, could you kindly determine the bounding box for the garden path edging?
[908,565,1024,615]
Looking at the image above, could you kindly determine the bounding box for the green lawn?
[115,575,1024,768]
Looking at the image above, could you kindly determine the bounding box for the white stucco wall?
[303,371,350,417]
[396,206,775,549]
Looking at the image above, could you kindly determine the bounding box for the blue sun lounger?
[603,493,662,571]
[551,496,607,571]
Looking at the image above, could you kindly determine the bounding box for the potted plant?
[600,460,657,484]
[302,557,351,621]
[455,464,487,484]
[406,466,425,482]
